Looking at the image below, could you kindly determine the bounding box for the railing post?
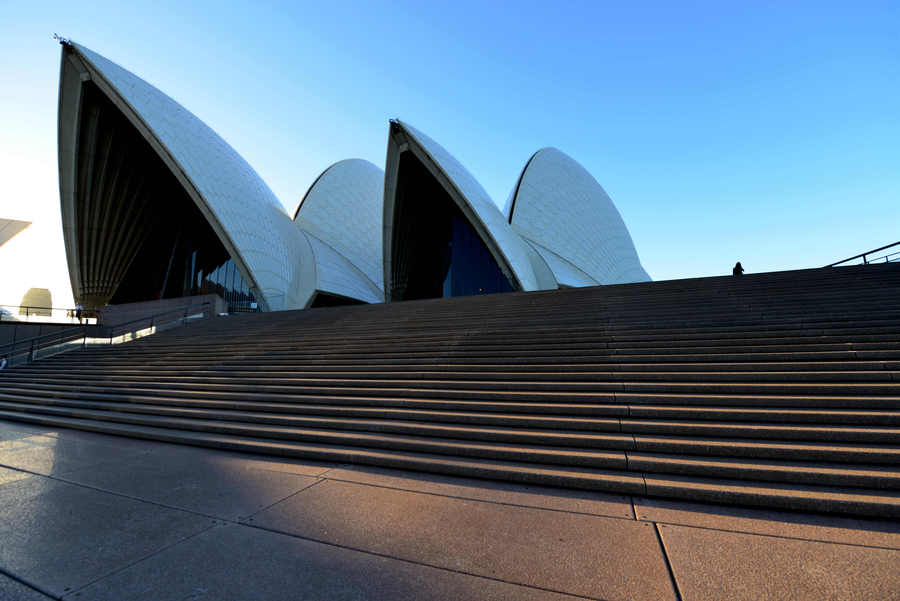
[28,340,34,363]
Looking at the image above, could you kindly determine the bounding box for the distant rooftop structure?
[19,288,52,316]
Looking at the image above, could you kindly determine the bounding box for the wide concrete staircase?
[1,264,899,517]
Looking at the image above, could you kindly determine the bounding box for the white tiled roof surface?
[66,44,649,309]
[304,232,383,304]
[72,43,312,310]
[518,236,600,287]
[0,219,30,248]
[294,159,385,293]
[397,122,557,292]
[509,148,650,284]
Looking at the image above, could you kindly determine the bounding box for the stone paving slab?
[0,430,151,477]
[60,446,323,519]
[65,522,585,601]
[0,465,32,486]
[3,419,898,600]
[325,464,634,518]
[635,497,900,549]
[0,421,59,442]
[0,474,214,598]
[249,479,676,601]
[207,451,333,477]
[0,571,53,601]
[0,421,155,451]
[0,433,58,453]
[138,441,334,477]
[659,523,900,601]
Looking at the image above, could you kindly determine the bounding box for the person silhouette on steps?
[733,261,744,276]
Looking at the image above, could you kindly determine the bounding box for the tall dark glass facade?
[108,187,257,309]
[75,83,254,309]
[390,151,514,301]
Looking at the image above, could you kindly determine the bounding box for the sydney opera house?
[57,40,650,312]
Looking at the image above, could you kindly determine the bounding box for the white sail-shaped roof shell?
[294,159,385,297]
[383,121,557,298]
[0,219,30,249]
[300,231,383,305]
[57,43,652,311]
[521,239,599,287]
[58,42,310,311]
[507,148,650,285]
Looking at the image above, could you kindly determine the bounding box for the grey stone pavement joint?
[225,521,603,601]
[240,477,672,599]
[61,521,220,598]
[322,468,633,520]
[634,496,900,550]
[653,522,685,601]
[658,523,900,601]
[0,566,55,600]
[1,420,899,600]
[244,476,327,519]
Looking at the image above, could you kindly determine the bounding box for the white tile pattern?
[518,236,599,287]
[72,43,312,310]
[62,44,650,311]
[304,233,383,304]
[294,159,385,293]
[508,148,650,284]
[0,219,30,249]
[397,122,557,292]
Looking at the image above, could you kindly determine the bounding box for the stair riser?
[5,388,900,424]
[5,370,899,386]
[629,456,900,490]
[5,394,899,444]
[7,378,900,397]
[10,360,900,376]
[2,399,898,465]
[1,410,898,517]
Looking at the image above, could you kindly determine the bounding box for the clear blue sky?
[1,0,898,298]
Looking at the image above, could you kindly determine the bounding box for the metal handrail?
[0,304,98,324]
[0,301,212,367]
[102,301,212,335]
[2,304,83,313]
[827,241,900,267]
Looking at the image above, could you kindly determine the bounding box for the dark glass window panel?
[225,262,235,300]
[309,292,366,308]
[390,151,514,301]
[79,79,252,308]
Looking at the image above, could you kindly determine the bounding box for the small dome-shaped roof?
[508,147,650,285]
[294,159,385,292]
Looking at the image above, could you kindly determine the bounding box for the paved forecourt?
[0,419,897,601]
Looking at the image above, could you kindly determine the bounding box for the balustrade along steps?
[1,263,899,517]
